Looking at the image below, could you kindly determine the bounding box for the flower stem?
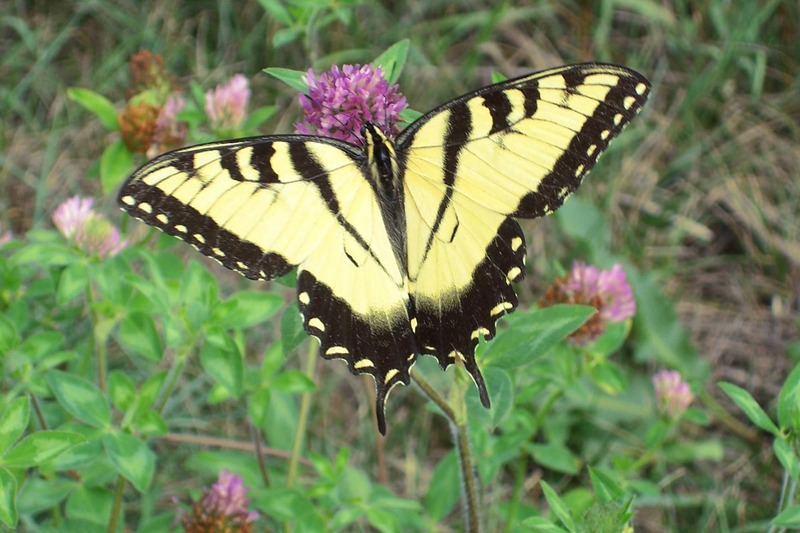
[154,337,197,415]
[252,423,271,487]
[411,369,481,533]
[411,369,455,421]
[106,475,126,533]
[286,340,318,487]
[453,419,481,533]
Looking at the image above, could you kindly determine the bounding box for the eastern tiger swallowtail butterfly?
[118,63,650,434]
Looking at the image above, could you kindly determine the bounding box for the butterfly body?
[119,63,650,433]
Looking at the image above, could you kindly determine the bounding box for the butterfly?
[118,63,650,433]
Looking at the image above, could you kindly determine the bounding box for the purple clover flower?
[295,64,407,145]
[52,196,127,258]
[53,196,95,240]
[653,370,694,418]
[150,92,187,157]
[206,74,250,131]
[181,470,259,533]
[542,261,636,344]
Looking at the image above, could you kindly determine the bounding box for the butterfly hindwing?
[398,64,650,399]
[119,136,416,432]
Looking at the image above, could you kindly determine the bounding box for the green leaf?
[133,410,168,437]
[212,290,283,330]
[272,27,300,48]
[466,366,513,426]
[108,371,136,413]
[778,362,800,430]
[46,371,111,428]
[257,0,293,25]
[102,432,155,492]
[264,67,307,93]
[15,477,73,516]
[773,504,800,527]
[243,105,276,131]
[330,507,366,531]
[774,437,799,480]
[100,140,134,193]
[520,516,570,532]
[484,305,595,369]
[271,370,316,394]
[65,486,113,526]
[423,451,459,521]
[118,312,163,361]
[540,481,576,532]
[138,371,167,412]
[588,467,624,502]
[588,360,626,395]
[12,242,79,267]
[200,334,243,398]
[527,443,580,475]
[18,330,64,361]
[250,487,318,523]
[0,315,19,355]
[0,397,30,456]
[373,39,410,83]
[280,302,307,355]
[2,431,86,467]
[0,467,17,528]
[491,70,508,83]
[718,382,779,435]
[180,260,217,330]
[261,390,297,450]
[57,262,88,305]
[67,87,118,130]
[587,320,628,357]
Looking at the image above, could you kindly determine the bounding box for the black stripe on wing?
[411,217,526,408]
[297,270,417,435]
[119,176,294,281]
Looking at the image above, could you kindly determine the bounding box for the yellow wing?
[396,63,650,404]
[118,136,415,433]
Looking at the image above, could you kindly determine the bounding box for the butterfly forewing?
[398,64,650,401]
[119,135,417,433]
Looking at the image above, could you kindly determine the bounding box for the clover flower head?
[119,101,161,153]
[295,64,407,145]
[181,470,259,533]
[542,261,636,344]
[149,93,187,156]
[53,196,95,239]
[206,74,250,131]
[653,370,694,418]
[0,230,12,246]
[129,49,169,93]
[52,196,127,258]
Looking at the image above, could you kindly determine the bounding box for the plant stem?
[533,388,563,431]
[154,338,197,414]
[503,455,527,533]
[411,369,481,533]
[86,281,108,393]
[106,475,126,533]
[252,423,271,487]
[286,340,317,487]
[411,369,455,420]
[453,419,481,533]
